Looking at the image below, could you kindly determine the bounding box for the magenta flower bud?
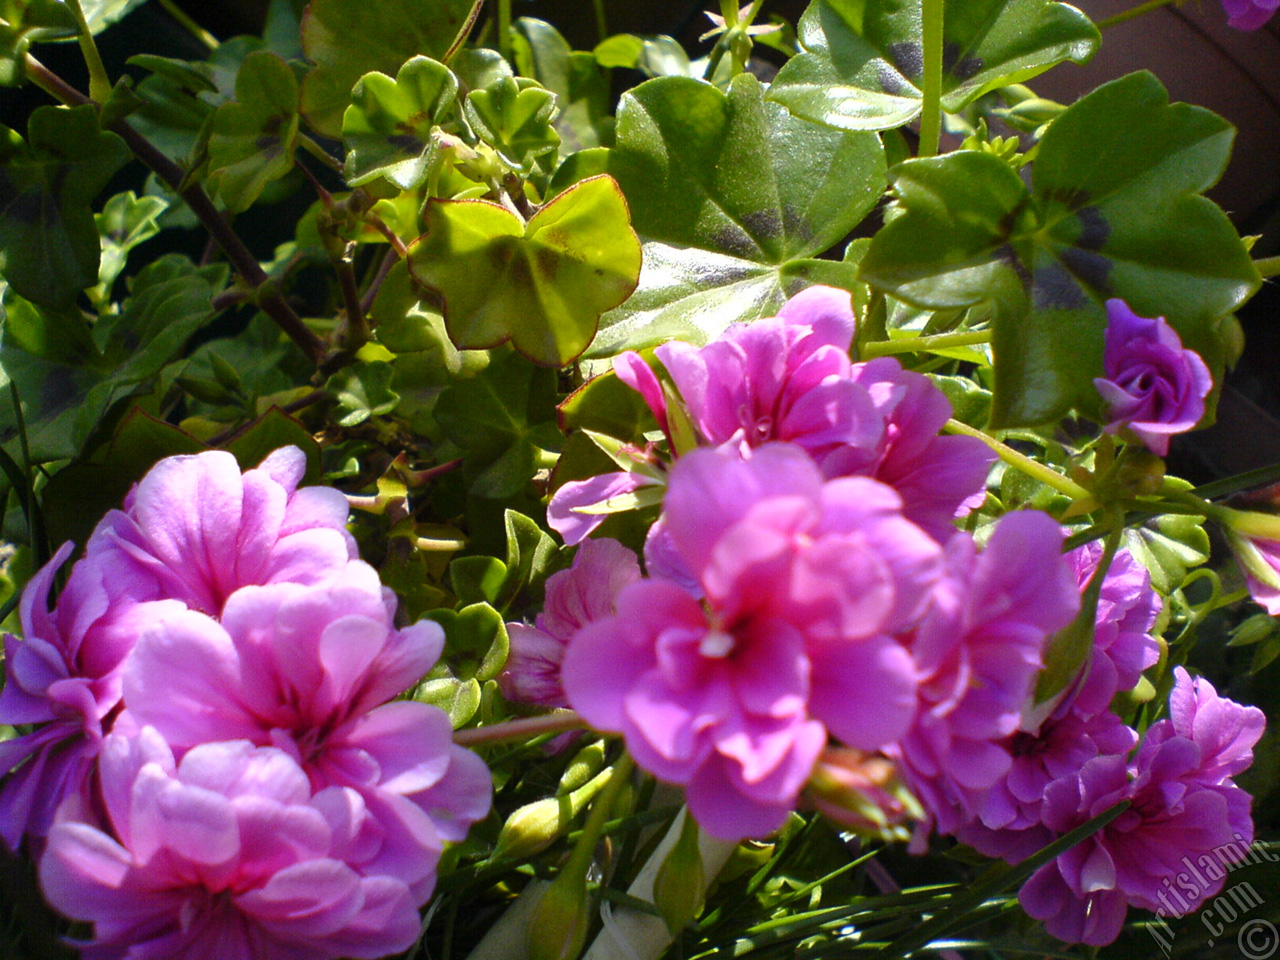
[1093,299,1212,457]
[1220,0,1278,29]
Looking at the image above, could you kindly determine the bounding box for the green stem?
[299,134,345,176]
[157,0,218,49]
[590,0,608,44]
[63,0,111,104]
[918,0,944,158]
[566,754,633,878]
[861,329,991,358]
[1254,255,1280,279]
[1096,0,1179,29]
[498,0,512,62]
[944,418,1091,500]
[453,711,587,747]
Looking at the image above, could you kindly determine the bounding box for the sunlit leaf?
[859,72,1259,427]
[768,0,1099,131]
[408,174,641,367]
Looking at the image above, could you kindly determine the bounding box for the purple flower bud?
[1220,0,1278,29]
[1093,299,1212,457]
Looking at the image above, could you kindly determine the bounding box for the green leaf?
[513,18,611,153]
[0,0,77,86]
[553,73,884,356]
[407,174,641,367]
[206,51,300,213]
[433,350,560,499]
[0,254,218,462]
[558,365,657,443]
[0,105,131,308]
[1125,512,1210,595]
[425,602,509,682]
[300,0,480,137]
[327,359,401,426]
[222,407,321,481]
[343,56,458,190]
[501,507,560,610]
[450,554,507,607]
[415,675,482,728]
[593,33,694,78]
[78,0,148,33]
[768,0,1099,131]
[93,190,167,300]
[41,408,206,549]
[463,76,560,175]
[860,72,1260,427]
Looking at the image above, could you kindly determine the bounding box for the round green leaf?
[343,56,459,190]
[768,0,1099,131]
[407,174,641,366]
[300,0,480,137]
[206,51,300,214]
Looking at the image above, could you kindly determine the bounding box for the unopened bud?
[527,871,592,960]
[805,749,922,842]
[653,813,705,935]
[558,740,607,795]
[495,766,613,859]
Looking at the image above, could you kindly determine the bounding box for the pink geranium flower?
[121,564,491,899]
[1019,668,1264,946]
[87,446,358,616]
[893,511,1080,838]
[501,538,642,707]
[0,447,359,850]
[0,544,185,849]
[41,728,422,960]
[561,444,942,839]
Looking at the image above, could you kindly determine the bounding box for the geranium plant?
[0,0,1277,958]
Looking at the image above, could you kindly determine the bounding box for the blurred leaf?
[327,359,401,426]
[551,73,884,356]
[0,0,77,86]
[0,105,131,308]
[433,350,560,499]
[78,0,148,33]
[450,554,507,607]
[408,175,641,366]
[222,407,321,481]
[0,254,218,462]
[860,72,1259,427]
[93,191,167,301]
[1125,512,1210,595]
[300,0,481,137]
[513,18,611,153]
[768,0,1098,131]
[343,56,458,190]
[41,408,206,549]
[206,51,300,213]
[593,33,694,78]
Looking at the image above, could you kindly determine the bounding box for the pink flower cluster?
[510,286,1265,948]
[0,448,490,960]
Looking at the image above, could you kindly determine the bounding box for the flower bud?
[652,813,705,935]
[558,740,607,795]
[495,766,613,859]
[804,749,922,842]
[527,871,592,960]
